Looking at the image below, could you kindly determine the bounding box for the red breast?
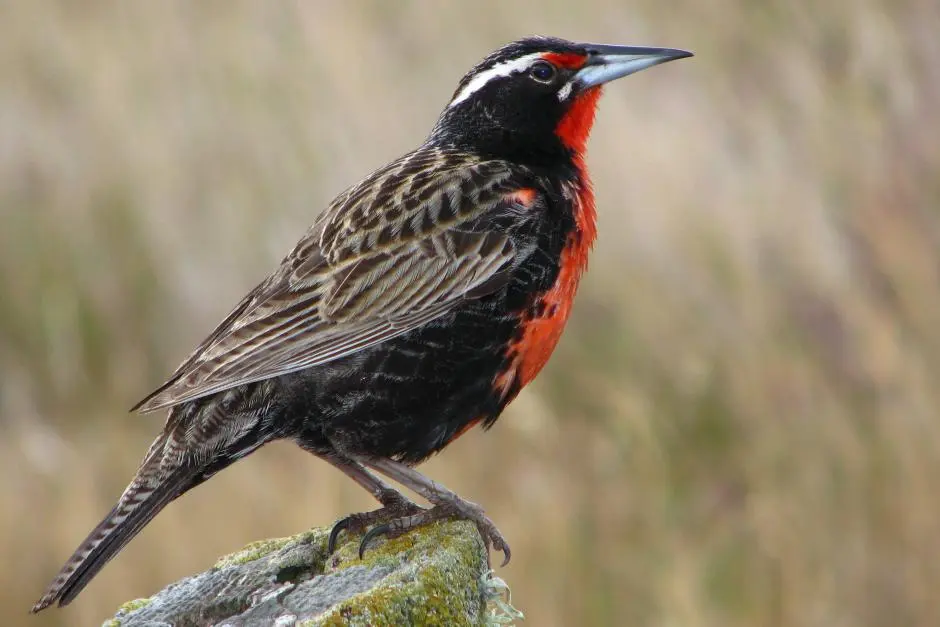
[495,87,601,398]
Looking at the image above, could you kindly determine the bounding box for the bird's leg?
[321,455,424,553]
[358,456,511,566]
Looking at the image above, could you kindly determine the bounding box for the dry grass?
[3,1,939,625]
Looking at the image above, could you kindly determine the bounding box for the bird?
[32,35,691,613]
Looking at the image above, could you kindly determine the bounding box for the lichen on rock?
[104,519,520,626]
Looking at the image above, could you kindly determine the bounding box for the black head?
[429,36,692,168]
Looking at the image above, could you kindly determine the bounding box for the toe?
[358,523,392,559]
[327,518,351,554]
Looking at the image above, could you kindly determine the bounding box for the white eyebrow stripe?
[447,53,543,108]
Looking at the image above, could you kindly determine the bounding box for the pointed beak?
[574,44,693,89]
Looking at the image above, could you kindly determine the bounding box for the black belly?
[280,299,520,463]
[278,175,576,463]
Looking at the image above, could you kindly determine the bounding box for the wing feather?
[133,149,532,413]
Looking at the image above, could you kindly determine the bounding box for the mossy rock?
[104,519,521,626]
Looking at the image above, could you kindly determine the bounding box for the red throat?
[555,86,599,253]
[555,86,602,158]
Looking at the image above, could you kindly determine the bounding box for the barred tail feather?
[31,465,196,613]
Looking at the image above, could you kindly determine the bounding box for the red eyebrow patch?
[541,52,588,69]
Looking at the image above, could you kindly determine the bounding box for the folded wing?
[134,149,530,413]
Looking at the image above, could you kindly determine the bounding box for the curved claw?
[358,523,392,559]
[328,517,351,555]
[475,523,512,567]
[498,544,512,567]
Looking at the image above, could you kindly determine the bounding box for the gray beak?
[575,44,693,89]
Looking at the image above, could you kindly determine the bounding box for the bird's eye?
[529,61,557,83]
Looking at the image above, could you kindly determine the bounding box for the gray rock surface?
[103,520,522,627]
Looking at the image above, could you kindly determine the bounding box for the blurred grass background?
[3,1,939,625]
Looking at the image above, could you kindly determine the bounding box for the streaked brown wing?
[133,148,529,413]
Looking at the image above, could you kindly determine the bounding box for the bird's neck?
[554,87,602,159]
[557,88,601,251]
[431,107,573,171]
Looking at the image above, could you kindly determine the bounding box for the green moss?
[330,524,417,571]
[329,518,475,571]
[119,597,153,613]
[308,520,488,626]
[102,597,153,626]
[214,528,326,569]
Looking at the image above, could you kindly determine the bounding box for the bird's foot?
[357,498,511,567]
[328,489,422,554]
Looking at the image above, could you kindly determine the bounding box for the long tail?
[33,398,272,612]
[31,436,198,613]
